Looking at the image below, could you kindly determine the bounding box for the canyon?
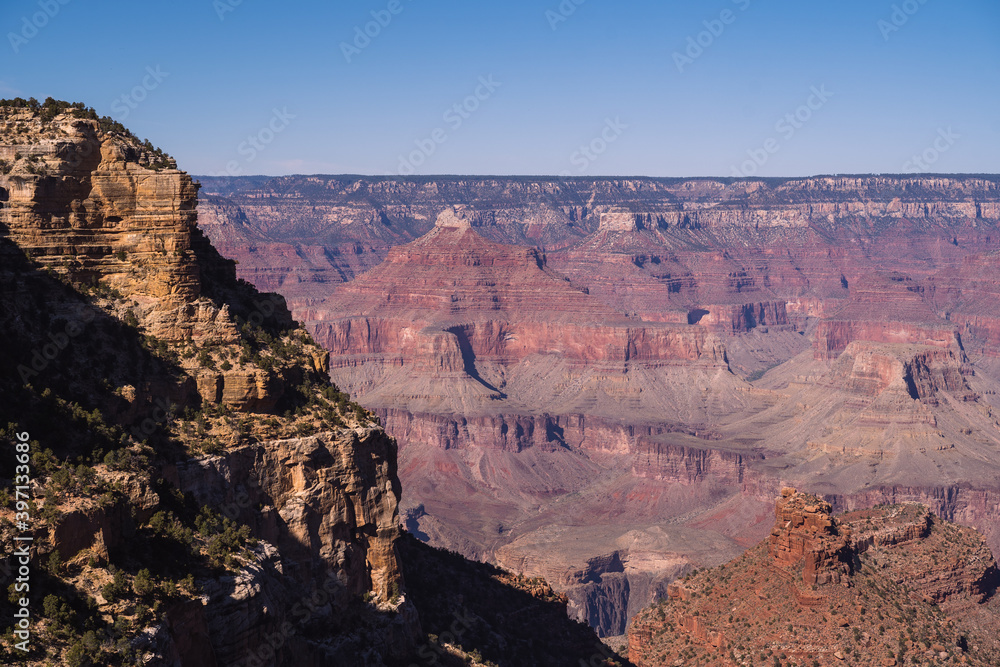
[197,173,1000,638]
[4,100,1000,663]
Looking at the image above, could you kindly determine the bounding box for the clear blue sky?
[2,0,998,177]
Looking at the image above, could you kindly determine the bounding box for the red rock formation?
[312,206,732,421]
[627,492,1000,667]
[633,436,762,485]
[831,341,973,403]
[768,488,852,586]
[926,251,1000,357]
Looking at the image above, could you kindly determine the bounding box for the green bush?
[46,550,62,575]
[133,568,154,597]
[101,571,129,603]
[147,510,194,545]
[197,349,215,369]
[64,641,88,667]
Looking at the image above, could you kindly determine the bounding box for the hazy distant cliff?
[197,173,1000,344]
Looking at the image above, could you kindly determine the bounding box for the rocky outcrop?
[831,341,974,403]
[1,109,202,332]
[843,503,1000,606]
[175,429,405,603]
[0,106,331,416]
[767,488,852,586]
[627,490,1000,667]
[828,486,1000,567]
[171,429,416,665]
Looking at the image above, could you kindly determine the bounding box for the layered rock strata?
[0,104,417,665]
[198,174,1000,345]
[194,172,1000,640]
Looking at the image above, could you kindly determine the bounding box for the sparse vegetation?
[0,108,382,661]
[1,97,174,169]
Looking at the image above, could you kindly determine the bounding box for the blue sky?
[2,0,997,177]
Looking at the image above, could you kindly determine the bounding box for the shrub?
[43,594,75,628]
[64,642,89,667]
[46,550,62,575]
[133,568,154,597]
[147,510,194,544]
[180,574,197,593]
[101,571,129,602]
[134,603,152,626]
[197,349,215,369]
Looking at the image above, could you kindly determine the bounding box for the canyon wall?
[195,172,1000,639]
[197,173,1000,341]
[0,106,419,665]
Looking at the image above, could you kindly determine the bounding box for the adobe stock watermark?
[878,0,931,41]
[110,66,169,121]
[212,108,296,176]
[396,75,502,175]
[213,0,244,21]
[730,85,833,177]
[10,430,33,652]
[546,0,587,31]
[673,0,751,73]
[901,127,959,172]
[7,0,72,54]
[341,0,414,64]
[559,117,628,175]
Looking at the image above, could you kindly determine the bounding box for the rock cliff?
[0,100,624,667]
[0,103,418,666]
[767,488,853,586]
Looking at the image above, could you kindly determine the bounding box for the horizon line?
[191,172,1000,181]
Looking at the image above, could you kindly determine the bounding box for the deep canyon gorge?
[197,173,1000,637]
